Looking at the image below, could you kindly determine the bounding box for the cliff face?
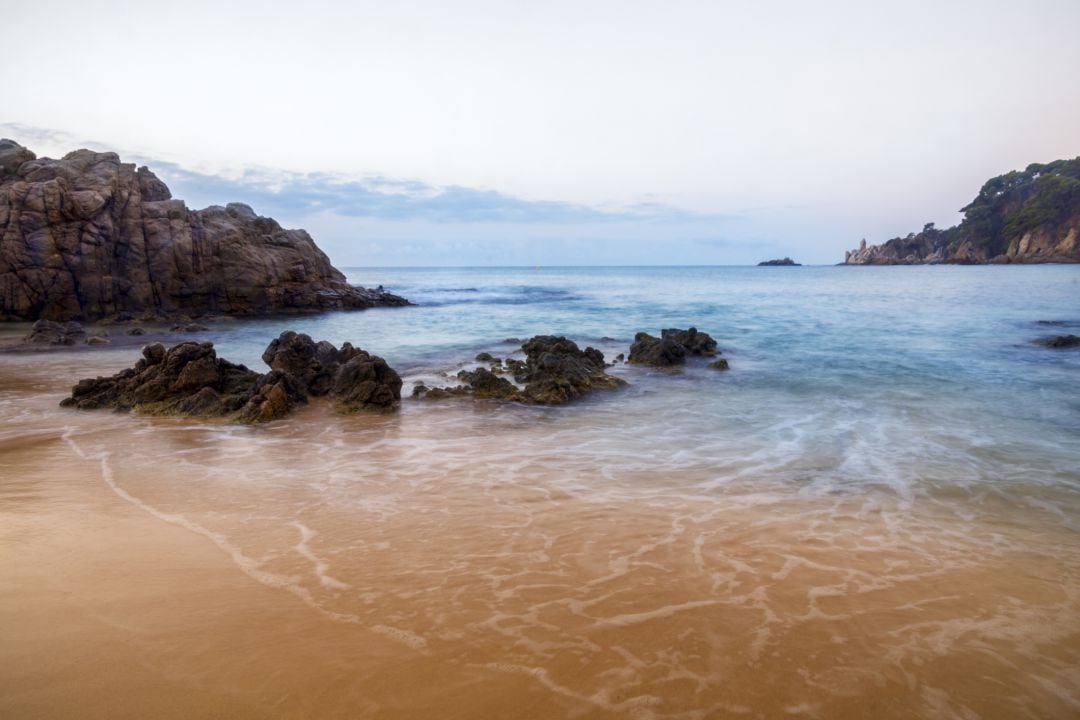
[844,158,1080,265]
[0,140,408,321]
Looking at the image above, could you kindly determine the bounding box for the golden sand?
[1,354,1078,719]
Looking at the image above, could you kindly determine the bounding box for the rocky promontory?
[0,139,408,321]
[758,257,801,266]
[844,158,1080,264]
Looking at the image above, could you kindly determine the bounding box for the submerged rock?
[457,367,521,400]
[628,327,720,367]
[25,319,87,345]
[1035,334,1080,348]
[61,332,401,422]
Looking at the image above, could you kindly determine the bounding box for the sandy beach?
[3,339,1078,719]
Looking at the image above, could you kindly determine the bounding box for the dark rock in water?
[26,319,86,345]
[628,333,686,366]
[1035,334,1080,348]
[475,352,499,363]
[614,353,625,363]
[261,330,401,410]
[86,335,110,345]
[263,331,349,396]
[172,323,209,332]
[411,383,429,398]
[757,257,801,266]
[332,352,402,412]
[516,335,624,404]
[502,338,521,344]
[628,327,720,367]
[0,139,410,321]
[236,371,307,423]
[457,367,521,400]
[61,332,401,421]
[125,327,146,336]
[60,341,266,418]
[420,335,624,405]
[708,359,730,370]
[661,328,717,357]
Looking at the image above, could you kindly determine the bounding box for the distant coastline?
[843,158,1080,265]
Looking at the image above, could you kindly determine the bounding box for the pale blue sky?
[4,1,1079,265]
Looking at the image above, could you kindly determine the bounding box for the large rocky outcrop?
[61,332,402,422]
[0,139,409,321]
[844,158,1080,265]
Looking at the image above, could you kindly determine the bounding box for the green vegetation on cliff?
[845,157,1080,264]
[954,158,1080,256]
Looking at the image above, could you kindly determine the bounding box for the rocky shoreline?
[0,139,408,322]
[58,327,732,422]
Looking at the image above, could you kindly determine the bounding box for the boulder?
[25,319,87,345]
[332,352,402,412]
[628,327,720,367]
[457,367,521,400]
[515,335,624,404]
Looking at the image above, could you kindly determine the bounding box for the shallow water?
[1,265,1079,718]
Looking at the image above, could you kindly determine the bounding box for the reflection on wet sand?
[1,355,1079,719]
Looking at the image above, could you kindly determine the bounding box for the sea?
[1,264,1078,719]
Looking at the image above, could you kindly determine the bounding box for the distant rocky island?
[0,139,408,321]
[758,257,801,266]
[844,158,1080,264]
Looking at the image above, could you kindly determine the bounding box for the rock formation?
[61,332,402,422]
[844,158,1080,264]
[757,257,801,266]
[515,335,624,404]
[0,139,409,321]
[417,335,624,405]
[25,319,88,345]
[628,327,721,367]
[1035,334,1080,348]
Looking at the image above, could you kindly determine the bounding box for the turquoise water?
[201,264,1080,506]
[4,264,1080,717]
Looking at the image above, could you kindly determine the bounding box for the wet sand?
[2,352,1079,719]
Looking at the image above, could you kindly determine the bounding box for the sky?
[3,0,1080,266]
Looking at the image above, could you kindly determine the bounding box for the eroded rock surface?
[420,335,624,405]
[60,332,401,422]
[0,139,409,321]
[26,319,87,345]
[628,327,720,367]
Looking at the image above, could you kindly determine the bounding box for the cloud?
[1,121,722,226]
[0,122,834,265]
